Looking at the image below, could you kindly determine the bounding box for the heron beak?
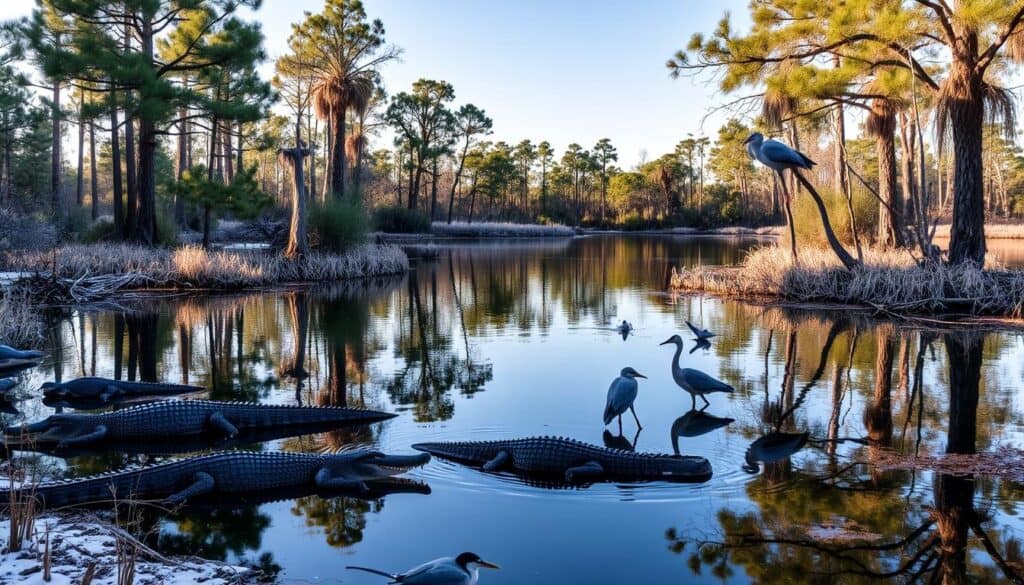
[477,560,500,570]
[659,338,673,346]
[634,372,647,379]
[742,135,752,144]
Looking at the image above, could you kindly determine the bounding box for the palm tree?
[285,0,399,200]
[311,72,375,199]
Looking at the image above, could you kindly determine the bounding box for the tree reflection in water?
[669,328,1024,584]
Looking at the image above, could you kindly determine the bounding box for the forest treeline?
[1,0,1024,265]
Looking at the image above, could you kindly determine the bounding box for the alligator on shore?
[41,377,205,403]
[5,400,397,447]
[413,436,712,483]
[5,449,431,507]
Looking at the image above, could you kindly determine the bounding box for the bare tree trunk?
[281,128,311,259]
[51,79,62,215]
[89,121,98,220]
[76,90,84,208]
[877,126,903,248]
[330,106,346,199]
[110,97,124,237]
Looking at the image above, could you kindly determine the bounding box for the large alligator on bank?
[5,399,396,447]
[5,449,431,507]
[41,377,204,403]
[413,436,712,483]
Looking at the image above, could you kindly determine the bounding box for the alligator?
[413,436,712,483]
[5,449,431,507]
[0,358,42,374]
[5,399,397,448]
[40,377,204,403]
[0,345,44,360]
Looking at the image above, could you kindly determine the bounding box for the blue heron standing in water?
[603,366,647,432]
[660,335,734,409]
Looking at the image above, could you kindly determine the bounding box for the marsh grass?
[670,245,1024,316]
[0,289,44,347]
[6,243,409,292]
[431,221,574,238]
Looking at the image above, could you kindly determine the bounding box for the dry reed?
[4,243,409,294]
[0,289,43,347]
[670,245,1024,316]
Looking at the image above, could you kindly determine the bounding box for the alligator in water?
[413,436,712,483]
[5,449,431,507]
[0,345,44,360]
[5,399,397,448]
[41,377,204,403]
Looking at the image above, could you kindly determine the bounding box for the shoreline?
[669,246,1024,323]
[0,513,256,584]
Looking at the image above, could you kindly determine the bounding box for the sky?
[0,0,751,167]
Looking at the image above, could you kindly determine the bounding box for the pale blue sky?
[1,0,751,166]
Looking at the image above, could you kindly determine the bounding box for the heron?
[660,335,734,409]
[685,320,715,341]
[603,366,647,432]
[348,552,499,585]
[743,132,860,270]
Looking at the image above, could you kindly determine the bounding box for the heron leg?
[690,393,697,410]
[630,405,642,430]
[617,416,622,435]
[565,461,604,483]
[701,394,711,408]
[482,450,510,472]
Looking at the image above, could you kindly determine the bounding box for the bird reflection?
[742,431,809,474]
[617,320,633,340]
[603,428,640,451]
[689,338,711,354]
[670,408,734,454]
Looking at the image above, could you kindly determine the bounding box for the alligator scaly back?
[413,435,712,483]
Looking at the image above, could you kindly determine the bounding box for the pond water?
[6,235,1024,584]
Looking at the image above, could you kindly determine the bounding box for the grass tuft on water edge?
[670,245,1024,316]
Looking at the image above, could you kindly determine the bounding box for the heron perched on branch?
[743,133,860,270]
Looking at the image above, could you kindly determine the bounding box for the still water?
[7,235,1024,584]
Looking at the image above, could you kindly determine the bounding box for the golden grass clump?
[3,242,409,294]
[0,289,44,347]
[670,245,1024,316]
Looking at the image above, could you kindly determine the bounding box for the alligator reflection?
[669,330,1024,583]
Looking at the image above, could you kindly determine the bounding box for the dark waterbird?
[348,552,499,585]
[603,366,646,432]
[660,334,735,408]
[743,431,810,474]
[685,320,715,341]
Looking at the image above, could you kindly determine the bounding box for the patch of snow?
[0,514,256,585]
